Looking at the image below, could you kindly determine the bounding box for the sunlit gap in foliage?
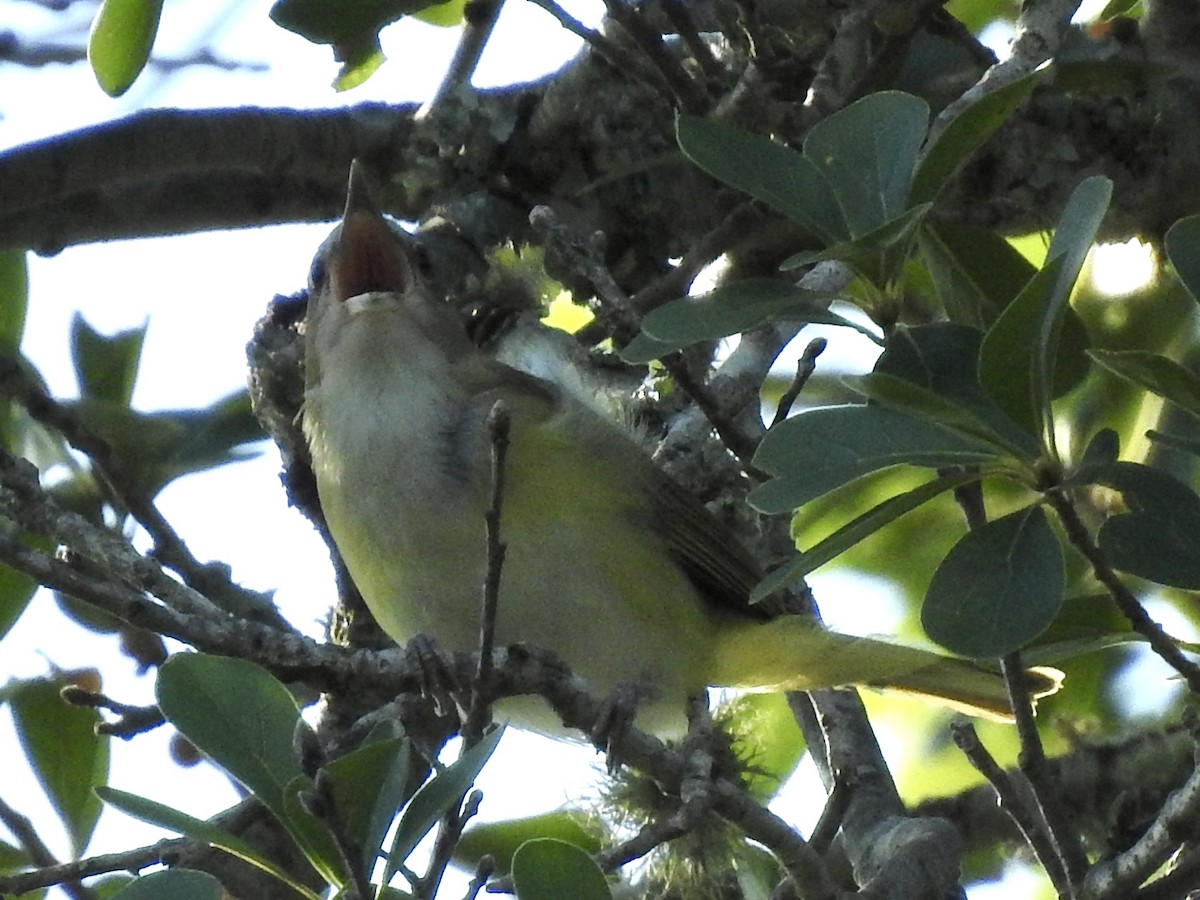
[1089,238,1158,297]
[1109,596,1192,720]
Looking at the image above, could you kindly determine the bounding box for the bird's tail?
[711,616,1063,722]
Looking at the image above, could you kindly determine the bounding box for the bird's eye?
[308,255,328,291]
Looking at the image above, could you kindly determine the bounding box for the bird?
[300,162,1060,739]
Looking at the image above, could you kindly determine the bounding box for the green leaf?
[911,71,1043,205]
[0,251,28,355]
[870,323,1041,459]
[156,654,304,816]
[639,278,870,346]
[2,676,108,854]
[1166,215,1200,304]
[87,0,165,96]
[845,373,1036,462]
[110,870,223,900]
[1146,429,1200,457]
[1066,428,1121,485]
[922,506,1064,657]
[333,45,386,91]
[749,405,1006,513]
[97,788,322,900]
[979,176,1111,450]
[415,0,466,26]
[512,838,611,900]
[1092,461,1200,588]
[0,534,40,642]
[270,0,447,43]
[1088,349,1200,421]
[780,203,932,286]
[457,811,604,877]
[759,469,982,593]
[322,735,412,877]
[68,391,263,499]
[917,225,1027,327]
[382,726,505,884]
[978,257,1066,439]
[70,314,146,406]
[675,115,846,244]
[803,91,929,237]
[618,331,678,365]
[1097,0,1140,18]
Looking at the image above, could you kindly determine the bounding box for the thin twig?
[1081,728,1200,898]
[0,830,182,896]
[420,0,507,117]
[950,721,1070,889]
[771,338,826,427]
[0,356,282,628]
[525,0,672,101]
[660,0,723,81]
[629,200,763,314]
[415,790,483,899]
[59,686,166,737]
[0,795,99,900]
[1046,489,1200,692]
[461,401,510,746]
[601,0,707,110]
[529,205,764,470]
[1001,652,1089,895]
[929,0,1082,144]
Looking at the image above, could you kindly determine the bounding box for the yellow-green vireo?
[301,163,1060,738]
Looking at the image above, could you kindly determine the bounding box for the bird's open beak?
[328,161,413,304]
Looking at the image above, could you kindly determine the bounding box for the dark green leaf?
[1146,429,1200,457]
[0,835,28,869]
[70,314,146,406]
[1166,214,1200,304]
[803,91,929,237]
[978,257,1066,439]
[1066,428,1121,485]
[750,405,1006,512]
[511,838,611,900]
[844,372,1036,461]
[97,787,322,899]
[110,870,222,900]
[3,676,108,854]
[279,777,352,886]
[0,551,38,643]
[639,279,868,345]
[156,654,304,816]
[323,735,411,877]
[270,0,448,44]
[87,0,165,96]
[0,251,28,354]
[978,180,1110,449]
[618,331,678,365]
[759,469,982,591]
[675,115,846,243]
[383,726,504,883]
[911,71,1042,205]
[1088,349,1200,421]
[457,811,604,877]
[1092,461,1200,588]
[780,203,931,286]
[919,223,1037,326]
[922,506,1064,657]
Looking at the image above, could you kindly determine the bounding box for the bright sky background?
[0,2,1175,898]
